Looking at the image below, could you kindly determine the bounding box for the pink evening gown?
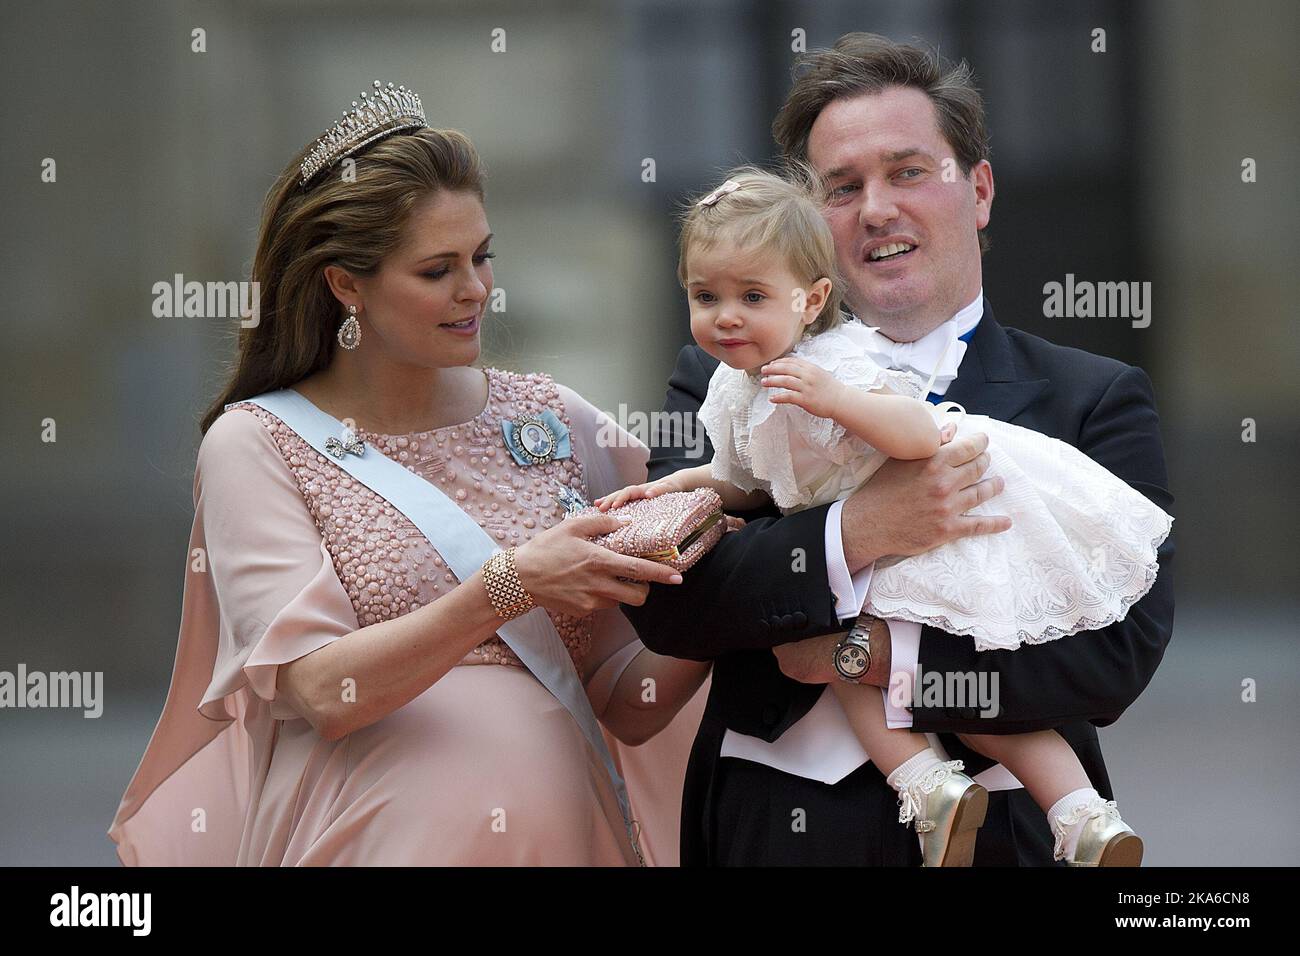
[108,367,703,866]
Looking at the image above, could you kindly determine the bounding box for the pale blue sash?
[229,389,643,863]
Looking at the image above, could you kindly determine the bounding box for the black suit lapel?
[942,299,1048,423]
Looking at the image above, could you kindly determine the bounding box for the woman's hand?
[512,513,683,617]
[760,356,848,420]
[593,475,683,511]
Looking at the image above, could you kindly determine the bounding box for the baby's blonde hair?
[676,163,845,337]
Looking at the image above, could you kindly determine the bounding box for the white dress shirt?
[719,290,1025,791]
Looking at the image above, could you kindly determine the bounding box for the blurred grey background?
[1,0,1296,865]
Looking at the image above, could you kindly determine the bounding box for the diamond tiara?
[299,80,428,187]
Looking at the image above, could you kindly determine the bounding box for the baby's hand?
[595,478,681,511]
[760,356,846,420]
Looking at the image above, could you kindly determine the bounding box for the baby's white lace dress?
[697,322,1173,651]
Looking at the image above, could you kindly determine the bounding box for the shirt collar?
[937,288,984,344]
[844,287,983,345]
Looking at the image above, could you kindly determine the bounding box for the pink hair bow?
[696,179,742,206]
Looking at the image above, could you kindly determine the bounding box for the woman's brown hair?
[199,127,486,434]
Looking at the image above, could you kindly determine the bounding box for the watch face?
[836,644,869,678]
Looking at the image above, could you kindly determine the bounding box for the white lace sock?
[886,749,941,789]
[886,749,957,826]
[1047,787,1105,861]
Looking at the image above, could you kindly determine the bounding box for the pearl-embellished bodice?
[228,366,594,673]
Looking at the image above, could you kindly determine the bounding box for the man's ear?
[971,159,994,231]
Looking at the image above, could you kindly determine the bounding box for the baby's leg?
[829,681,929,776]
[834,682,988,866]
[958,730,1142,865]
[955,730,1090,811]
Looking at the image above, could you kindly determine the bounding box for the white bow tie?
[857,320,968,395]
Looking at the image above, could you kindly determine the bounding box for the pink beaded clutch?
[572,488,726,574]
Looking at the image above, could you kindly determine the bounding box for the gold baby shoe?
[898,760,989,867]
[1053,799,1144,867]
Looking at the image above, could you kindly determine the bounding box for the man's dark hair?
[773,32,991,251]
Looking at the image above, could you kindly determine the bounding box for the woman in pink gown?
[108,89,708,866]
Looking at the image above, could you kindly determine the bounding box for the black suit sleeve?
[911,365,1175,734]
[620,345,849,660]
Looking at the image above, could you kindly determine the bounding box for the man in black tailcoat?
[621,32,1174,866]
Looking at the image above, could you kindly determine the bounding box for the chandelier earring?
[338,304,361,350]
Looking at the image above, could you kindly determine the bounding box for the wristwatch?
[833,611,879,683]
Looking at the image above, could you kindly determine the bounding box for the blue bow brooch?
[501,409,572,466]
